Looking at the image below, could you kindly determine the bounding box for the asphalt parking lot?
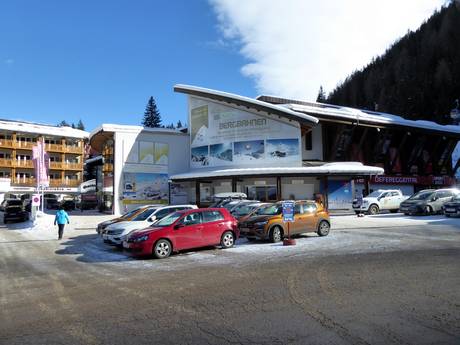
[1,212,459,344]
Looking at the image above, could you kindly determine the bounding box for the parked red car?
[123,208,239,259]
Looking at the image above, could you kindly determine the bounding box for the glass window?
[154,208,174,220]
[305,131,313,151]
[202,210,224,223]
[179,212,202,226]
[294,204,303,214]
[132,208,157,221]
[304,203,317,213]
[155,212,182,227]
[436,191,451,198]
[256,204,281,215]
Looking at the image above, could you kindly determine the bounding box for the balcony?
[0,139,14,148]
[15,160,34,168]
[11,177,36,186]
[0,158,13,167]
[49,179,80,187]
[45,143,64,152]
[65,145,83,154]
[49,162,82,170]
[16,141,35,150]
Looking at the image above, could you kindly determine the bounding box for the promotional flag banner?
[32,140,49,188]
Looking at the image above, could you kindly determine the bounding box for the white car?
[103,204,197,246]
[352,189,410,215]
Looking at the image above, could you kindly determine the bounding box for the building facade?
[169,85,384,209]
[89,124,189,214]
[258,96,460,195]
[0,119,88,202]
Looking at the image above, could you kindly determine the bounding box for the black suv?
[3,200,29,224]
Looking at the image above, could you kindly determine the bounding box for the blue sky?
[0,0,444,132]
[0,0,253,131]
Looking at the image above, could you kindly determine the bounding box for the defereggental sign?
[282,201,295,222]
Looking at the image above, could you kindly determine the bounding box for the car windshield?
[233,204,258,216]
[223,202,240,210]
[409,191,434,200]
[7,200,23,206]
[132,208,157,221]
[256,204,281,215]
[120,208,141,219]
[367,191,384,198]
[154,212,182,226]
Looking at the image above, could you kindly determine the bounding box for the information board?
[282,201,295,222]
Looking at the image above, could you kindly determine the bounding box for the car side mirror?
[174,223,184,230]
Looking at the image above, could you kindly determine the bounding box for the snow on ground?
[332,213,460,229]
[1,211,459,272]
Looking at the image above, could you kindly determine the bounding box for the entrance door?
[173,212,204,250]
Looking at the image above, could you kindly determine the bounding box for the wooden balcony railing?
[49,162,83,170]
[0,139,14,148]
[65,145,83,154]
[49,179,80,187]
[11,177,81,188]
[0,158,13,167]
[0,140,83,154]
[65,162,83,170]
[15,160,34,168]
[11,177,36,186]
[15,141,35,149]
[45,143,64,152]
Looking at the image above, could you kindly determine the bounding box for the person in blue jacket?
[54,205,70,240]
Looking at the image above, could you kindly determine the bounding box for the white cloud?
[210,0,447,100]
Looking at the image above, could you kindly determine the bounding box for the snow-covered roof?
[170,162,384,180]
[174,84,319,126]
[286,103,460,136]
[89,123,188,138]
[0,119,89,139]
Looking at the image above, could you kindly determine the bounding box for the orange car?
[238,200,330,242]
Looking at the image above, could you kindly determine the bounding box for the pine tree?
[77,119,85,131]
[71,123,76,129]
[176,120,183,128]
[316,86,327,102]
[58,120,70,127]
[142,96,162,128]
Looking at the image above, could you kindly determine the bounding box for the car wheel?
[220,231,235,249]
[368,204,379,215]
[404,213,409,216]
[317,220,330,237]
[269,226,283,243]
[445,214,451,217]
[153,239,172,259]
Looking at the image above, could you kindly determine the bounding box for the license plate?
[123,241,131,249]
[445,208,455,212]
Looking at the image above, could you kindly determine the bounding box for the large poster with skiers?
[189,97,301,168]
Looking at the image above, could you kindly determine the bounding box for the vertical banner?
[32,140,50,188]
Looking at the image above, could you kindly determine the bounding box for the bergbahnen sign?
[189,97,302,169]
